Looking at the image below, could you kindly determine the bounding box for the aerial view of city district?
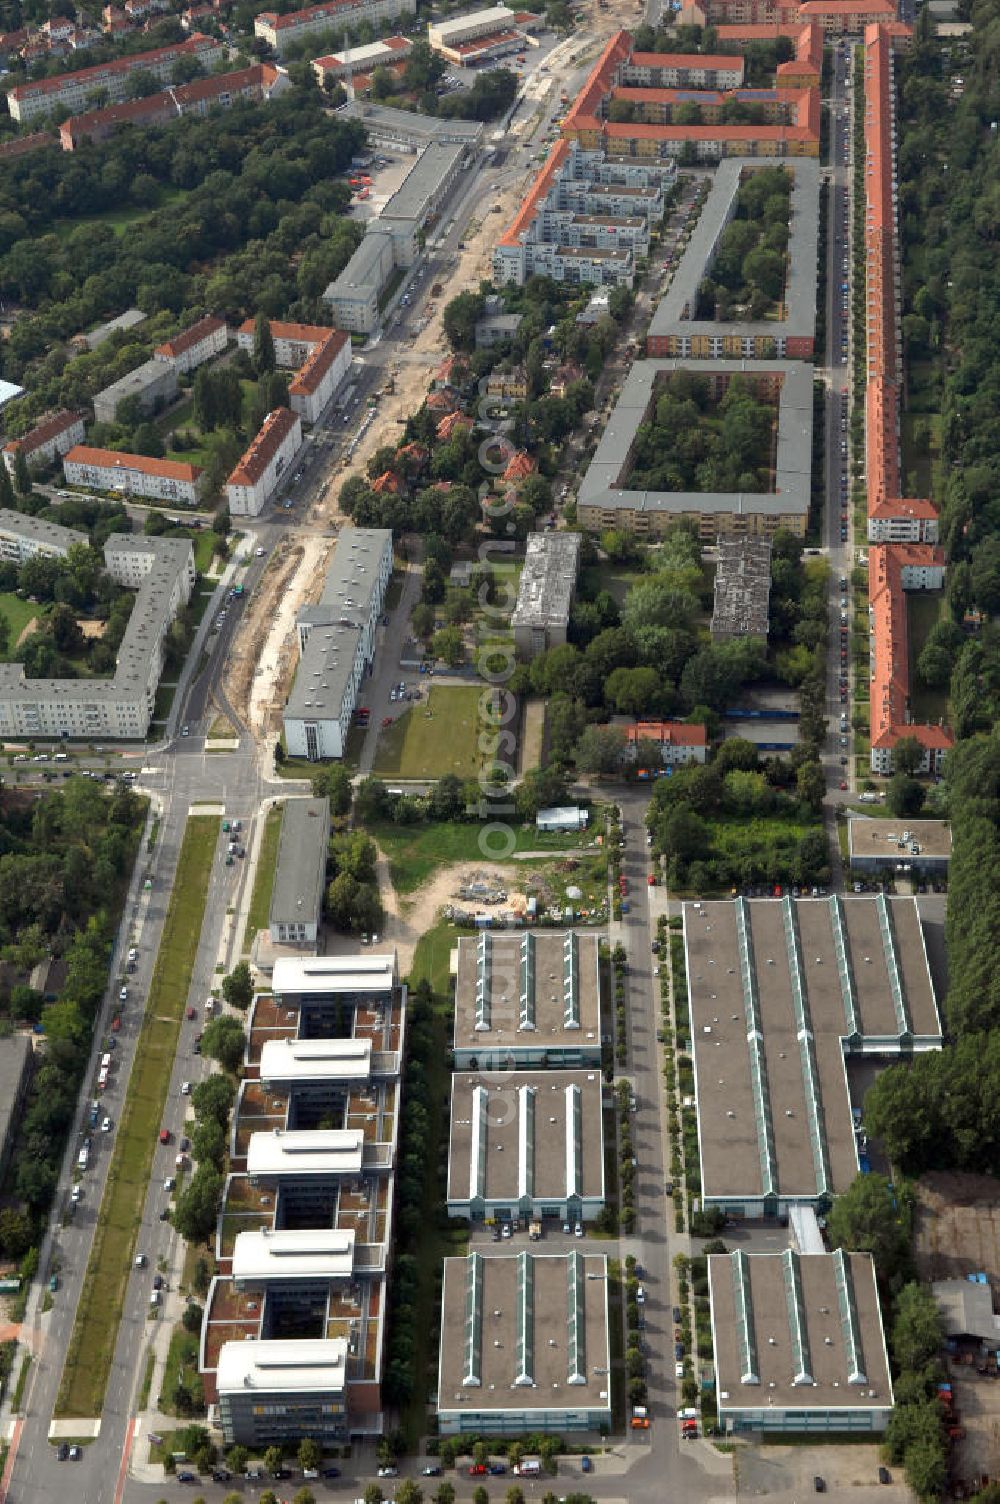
[0,0,994,1499]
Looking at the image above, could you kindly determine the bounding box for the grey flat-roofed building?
[709,1249,893,1434]
[268,797,330,945]
[711,537,772,641]
[475,312,524,349]
[0,1035,33,1179]
[437,1251,611,1435]
[338,100,484,150]
[0,509,87,563]
[0,532,194,740]
[647,159,819,359]
[848,816,951,874]
[512,533,581,658]
[73,307,145,351]
[92,357,178,424]
[284,526,392,760]
[380,141,466,239]
[685,895,941,1217]
[578,359,813,540]
[447,1069,605,1223]
[323,229,396,334]
[453,931,602,1069]
[933,1279,1000,1343]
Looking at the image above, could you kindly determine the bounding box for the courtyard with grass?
[55,814,219,1420]
[907,590,950,726]
[0,592,44,659]
[372,683,486,780]
[371,818,596,896]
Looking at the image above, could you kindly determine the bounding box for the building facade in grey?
[283,527,392,760]
[268,797,330,945]
[512,532,581,658]
[577,359,813,540]
[0,1035,33,1180]
[0,533,194,740]
[92,357,178,424]
[711,537,773,641]
[0,509,87,564]
[647,158,820,360]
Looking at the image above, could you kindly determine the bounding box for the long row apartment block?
[199,953,405,1446]
[6,32,224,122]
[862,23,951,773]
[577,358,813,539]
[646,157,819,359]
[560,30,820,161]
[493,139,675,288]
[58,63,288,150]
[283,526,392,759]
[0,507,86,563]
[0,528,194,739]
[254,0,417,56]
[682,0,896,30]
[64,446,205,504]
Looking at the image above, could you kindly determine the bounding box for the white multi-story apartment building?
[0,509,87,564]
[0,533,194,740]
[288,330,351,425]
[284,527,392,760]
[63,446,206,505]
[225,407,302,517]
[254,0,416,57]
[153,315,228,376]
[2,410,85,477]
[6,33,223,122]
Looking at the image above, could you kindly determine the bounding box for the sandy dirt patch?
[76,619,105,639]
[14,616,38,649]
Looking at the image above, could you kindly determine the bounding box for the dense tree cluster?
[0,91,364,423]
[628,371,777,494]
[0,779,143,1258]
[695,167,791,320]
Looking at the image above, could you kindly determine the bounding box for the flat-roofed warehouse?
[709,1249,893,1434]
[268,797,329,945]
[848,816,952,874]
[684,895,941,1217]
[447,1069,605,1223]
[437,1250,611,1435]
[453,931,602,1069]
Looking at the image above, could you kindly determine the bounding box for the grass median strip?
[243,803,283,952]
[55,814,220,1418]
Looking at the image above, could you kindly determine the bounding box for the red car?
[159,1129,171,1145]
[186,1006,196,1020]
[111,1015,121,1032]
[381,717,393,729]
[647,873,656,886]
[839,781,848,790]
[468,1464,488,1476]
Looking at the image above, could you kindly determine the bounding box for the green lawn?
[0,591,44,659]
[158,1323,202,1417]
[372,684,486,780]
[907,590,949,725]
[189,531,217,576]
[52,186,190,242]
[408,915,475,996]
[371,818,595,896]
[244,804,284,952]
[55,815,220,1419]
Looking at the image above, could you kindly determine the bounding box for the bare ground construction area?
[915,1171,1000,1493]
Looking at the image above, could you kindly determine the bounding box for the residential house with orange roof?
[371,470,402,496]
[435,412,473,441]
[63,446,205,503]
[3,410,84,477]
[153,315,227,376]
[624,720,708,766]
[502,450,536,485]
[226,408,302,517]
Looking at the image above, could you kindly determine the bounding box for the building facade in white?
[63,446,205,505]
[0,509,87,564]
[225,408,302,517]
[283,526,392,760]
[6,33,222,121]
[288,329,352,424]
[2,410,85,477]
[254,0,416,57]
[153,315,228,376]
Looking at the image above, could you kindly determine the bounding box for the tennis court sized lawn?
[373,684,486,780]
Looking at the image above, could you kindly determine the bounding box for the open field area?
[52,186,190,242]
[0,592,43,658]
[371,818,596,896]
[55,815,219,1419]
[372,684,486,780]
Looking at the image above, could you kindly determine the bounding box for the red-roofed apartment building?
[863,23,950,773]
[237,319,351,424]
[226,408,302,516]
[6,33,223,123]
[154,315,228,376]
[624,721,708,767]
[254,0,416,57]
[58,63,286,149]
[63,446,206,504]
[310,34,411,84]
[3,410,85,477]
